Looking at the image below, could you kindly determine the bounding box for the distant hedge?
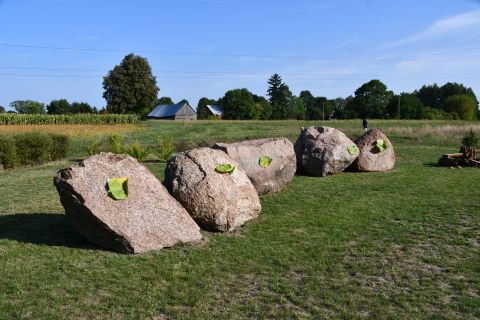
[0,132,70,169]
[0,114,140,125]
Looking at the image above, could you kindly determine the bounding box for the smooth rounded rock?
[351,129,395,172]
[213,137,296,195]
[164,148,261,232]
[294,126,359,176]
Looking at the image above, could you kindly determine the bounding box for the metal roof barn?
[205,105,224,117]
[147,102,197,120]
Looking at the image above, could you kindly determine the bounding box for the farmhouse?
[205,105,224,119]
[147,102,197,120]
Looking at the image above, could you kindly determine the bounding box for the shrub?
[84,139,99,156]
[124,142,148,162]
[109,134,125,154]
[0,135,18,168]
[49,134,70,160]
[14,132,52,165]
[462,128,479,147]
[153,135,175,162]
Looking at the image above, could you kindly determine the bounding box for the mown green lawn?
[0,120,479,319]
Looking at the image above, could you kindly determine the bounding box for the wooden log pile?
[438,146,480,168]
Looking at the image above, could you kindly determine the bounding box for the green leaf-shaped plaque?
[258,155,273,168]
[107,177,128,200]
[347,145,358,155]
[215,163,235,174]
[374,139,388,152]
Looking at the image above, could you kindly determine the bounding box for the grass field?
[0,120,479,319]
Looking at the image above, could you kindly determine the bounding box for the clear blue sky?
[1,0,480,111]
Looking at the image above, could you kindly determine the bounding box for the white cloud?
[384,9,480,48]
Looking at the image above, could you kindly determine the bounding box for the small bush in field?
[124,142,148,162]
[0,135,18,169]
[49,134,70,160]
[153,135,175,162]
[14,132,52,165]
[462,128,478,147]
[84,139,99,156]
[109,134,125,154]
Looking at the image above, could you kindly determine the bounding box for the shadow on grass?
[0,213,99,250]
[423,162,440,167]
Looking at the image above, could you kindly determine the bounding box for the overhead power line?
[1,42,479,63]
[0,72,477,81]
[0,66,478,78]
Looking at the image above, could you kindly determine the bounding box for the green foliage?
[0,113,139,125]
[10,100,46,114]
[0,105,5,113]
[107,178,128,200]
[103,54,159,116]
[84,139,99,156]
[156,96,174,105]
[0,133,69,168]
[267,74,292,119]
[351,79,393,118]
[215,163,235,174]
[386,93,425,119]
[14,132,52,166]
[124,142,148,162]
[153,135,175,162]
[109,134,125,154]
[0,135,18,168]
[423,107,459,120]
[47,99,70,114]
[252,95,272,120]
[220,88,256,120]
[462,128,478,147]
[70,102,95,114]
[415,82,479,115]
[258,156,272,168]
[443,94,477,120]
[49,134,70,161]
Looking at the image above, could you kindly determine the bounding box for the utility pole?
[322,102,325,121]
[397,95,401,119]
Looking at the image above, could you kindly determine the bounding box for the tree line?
[3,99,98,115]
[2,53,478,120]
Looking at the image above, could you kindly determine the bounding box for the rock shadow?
[0,213,99,250]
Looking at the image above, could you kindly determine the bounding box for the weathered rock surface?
[294,126,359,176]
[54,153,202,254]
[164,148,261,232]
[213,138,296,195]
[351,129,395,172]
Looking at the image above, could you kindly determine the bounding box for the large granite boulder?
[213,138,296,195]
[54,153,202,254]
[351,129,395,172]
[164,148,261,232]
[294,126,359,176]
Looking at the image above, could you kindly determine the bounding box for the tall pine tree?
[267,74,291,119]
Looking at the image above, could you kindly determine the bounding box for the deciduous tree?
[103,54,159,116]
[10,100,46,114]
[352,79,393,118]
[219,88,256,120]
[443,94,477,120]
[47,99,70,114]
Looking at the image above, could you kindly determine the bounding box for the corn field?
[0,114,140,125]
